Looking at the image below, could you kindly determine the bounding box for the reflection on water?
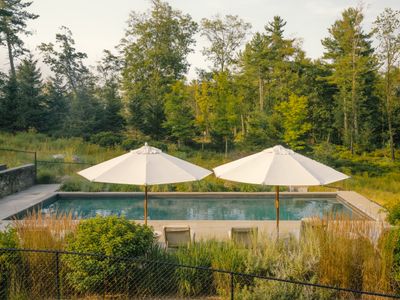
[39,196,358,220]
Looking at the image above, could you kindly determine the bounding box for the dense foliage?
[2,215,400,298]
[0,1,399,160]
[64,216,154,293]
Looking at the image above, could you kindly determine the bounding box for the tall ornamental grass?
[1,213,400,298]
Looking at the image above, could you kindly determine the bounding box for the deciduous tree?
[121,0,197,138]
[373,8,400,160]
[201,15,251,72]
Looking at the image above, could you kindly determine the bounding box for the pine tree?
[322,7,380,152]
[0,74,18,131]
[373,8,400,160]
[39,27,103,138]
[41,75,69,135]
[15,55,43,131]
[0,0,38,77]
[95,50,125,133]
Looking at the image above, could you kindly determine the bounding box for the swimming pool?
[18,193,363,221]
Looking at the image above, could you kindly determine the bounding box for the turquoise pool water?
[37,195,359,220]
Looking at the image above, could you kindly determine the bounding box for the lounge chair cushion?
[164,226,192,248]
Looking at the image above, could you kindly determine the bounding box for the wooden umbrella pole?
[275,185,280,237]
[144,185,148,225]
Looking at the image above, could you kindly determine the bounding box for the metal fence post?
[55,251,60,300]
[230,272,234,300]
[34,151,37,183]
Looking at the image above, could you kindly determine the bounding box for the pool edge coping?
[2,190,387,223]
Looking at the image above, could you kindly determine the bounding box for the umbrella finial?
[136,143,162,154]
[270,145,294,155]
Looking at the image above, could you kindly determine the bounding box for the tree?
[41,75,69,135]
[38,26,90,93]
[302,60,338,144]
[163,80,195,147]
[238,16,308,148]
[373,8,400,160]
[0,0,38,77]
[192,79,212,149]
[121,0,197,138]
[95,50,125,133]
[275,94,312,150]
[201,15,251,72]
[209,72,238,156]
[15,55,43,130]
[0,73,18,131]
[239,16,298,113]
[39,27,103,138]
[322,7,379,152]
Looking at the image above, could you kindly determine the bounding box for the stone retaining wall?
[0,164,35,198]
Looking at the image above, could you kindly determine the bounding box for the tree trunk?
[241,114,245,136]
[344,96,348,147]
[388,113,395,161]
[386,66,395,161]
[351,47,357,153]
[224,136,228,158]
[259,72,264,111]
[6,34,16,78]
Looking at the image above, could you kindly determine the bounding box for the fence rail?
[0,248,399,299]
[0,148,93,184]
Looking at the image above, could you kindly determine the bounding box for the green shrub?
[0,227,21,298]
[64,216,155,294]
[121,138,140,151]
[236,279,336,300]
[388,203,400,225]
[36,170,56,184]
[90,131,123,147]
[60,176,86,191]
[148,141,168,152]
[389,227,400,284]
[0,227,19,249]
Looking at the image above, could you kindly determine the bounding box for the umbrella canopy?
[78,143,212,224]
[213,145,349,234]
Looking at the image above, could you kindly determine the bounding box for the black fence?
[0,248,399,300]
[0,148,92,183]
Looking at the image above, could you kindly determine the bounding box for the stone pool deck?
[137,220,300,240]
[337,191,387,222]
[0,184,60,229]
[0,186,388,240]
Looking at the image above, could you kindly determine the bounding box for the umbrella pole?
[144,185,148,225]
[275,186,280,237]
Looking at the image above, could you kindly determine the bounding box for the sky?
[1,0,399,79]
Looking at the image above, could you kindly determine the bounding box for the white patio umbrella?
[78,143,212,224]
[213,145,349,233]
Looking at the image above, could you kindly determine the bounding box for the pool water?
[39,195,359,220]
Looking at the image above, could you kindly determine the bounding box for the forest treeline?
[0,0,399,159]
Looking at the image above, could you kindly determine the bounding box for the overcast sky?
[1,0,399,79]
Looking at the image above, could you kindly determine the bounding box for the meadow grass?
[1,131,399,207]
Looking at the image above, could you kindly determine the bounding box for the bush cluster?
[64,216,154,293]
[2,216,400,298]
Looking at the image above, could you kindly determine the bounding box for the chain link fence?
[1,248,399,299]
